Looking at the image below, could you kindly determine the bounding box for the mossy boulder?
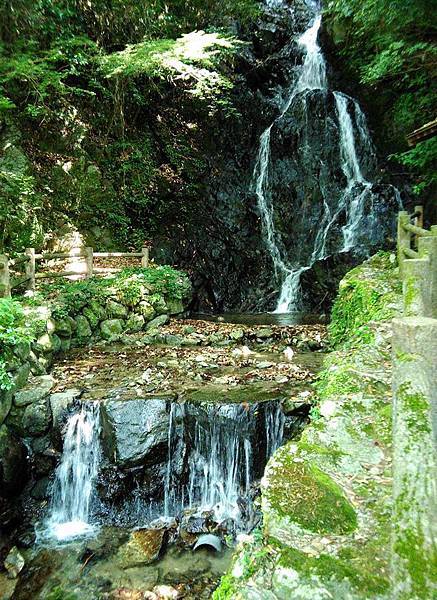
[0,425,27,496]
[34,333,60,353]
[100,319,124,340]
[262,442,357,538]
[136,300,155,320]
[126,313,145,333]
[83,300,107,328]
[148,294,167,315]
[13,375,55,408]
[107,299,128,319]
[116,528,166,568]
[75,315,92,339]
[0,390,13,425]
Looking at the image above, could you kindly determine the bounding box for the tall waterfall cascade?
[46,403,101,541]
[253,9,397,313]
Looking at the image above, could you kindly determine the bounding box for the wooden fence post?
[85,247,94,278]
[0,254,11,298]
[141,247,149,268]
[397,211,411,277]
[25,248,35,292]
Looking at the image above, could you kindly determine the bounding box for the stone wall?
[0,268,191,498]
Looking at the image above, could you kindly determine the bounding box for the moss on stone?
[329,252,401,348]
[264,446,357,534]
[183,381,290,405]
[398,382,431,435]
[392,522,437,598]
[274,544,389,596]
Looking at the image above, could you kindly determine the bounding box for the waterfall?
[253,9,392,313]
[265,402,285,458]
[253,15,328,313]
[46,403,101,541]
[163,401,284,528]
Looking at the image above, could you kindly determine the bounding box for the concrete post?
[397,212,411,277]
[0,254,11,298]
[391,317,437,600]
[84,247,93,279]
[418,235,437,318]
[25,248,35,292]
[141,247,149,268]
[402,258,428,316]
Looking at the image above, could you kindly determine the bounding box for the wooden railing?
[0,246,149,298]
[397,206,437,318]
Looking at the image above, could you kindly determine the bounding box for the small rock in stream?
[116,528,166,568]
[4,546,25,578]
[153,585,182,599]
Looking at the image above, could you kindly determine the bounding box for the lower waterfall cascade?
[253,7,401,313]
[44,403,101,541]
[43,399,289,541]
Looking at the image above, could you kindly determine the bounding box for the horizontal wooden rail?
[35,270,81,280]
[0,246,150,297]
[11,274,31,288]
[9,255,31,267]
[403,247,419,259]
[401,223,433,237]
[35,251,87,260]
[93,252,143,258]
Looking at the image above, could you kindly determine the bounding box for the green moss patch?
[265,447,357,534]
[275,545,389,596]
[329,252,401,348]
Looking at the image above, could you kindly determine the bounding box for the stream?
[3,317,325,600]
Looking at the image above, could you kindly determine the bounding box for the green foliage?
[0,170,42,252]
[42,265,190,319]
[325,0,437,198]
[45,587,77,600]
[393,138,437,195]
[100,31,240,115]
[0,298,34,390]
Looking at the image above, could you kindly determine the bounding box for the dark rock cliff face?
[157,1,400,313]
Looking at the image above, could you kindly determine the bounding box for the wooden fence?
[397,205,437,318]
[0,247,149,298]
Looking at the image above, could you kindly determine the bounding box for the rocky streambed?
[0,317,326,600]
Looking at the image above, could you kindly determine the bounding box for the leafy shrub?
[0,298,34,390]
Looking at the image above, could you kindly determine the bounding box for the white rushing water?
[163,402,285,528]
[253,11,384,313]
[46,403,101,541]
[253,15,328,313]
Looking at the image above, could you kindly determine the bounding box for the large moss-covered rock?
[116,528,166,568]
[262,442,357,539]
[75,315,92,339]
[13,375,55,408]
[136,301,155,320]
[34,333,59,353]
[22,398,51,436]
[83,300,107,329]
[126,313,145,333]
[107,299,128,319]
[100,318,124,340]
[0,390,13,425]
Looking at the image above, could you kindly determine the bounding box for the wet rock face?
[158,1,399,313]
[100,398,171,468]
[95,397,300,519]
